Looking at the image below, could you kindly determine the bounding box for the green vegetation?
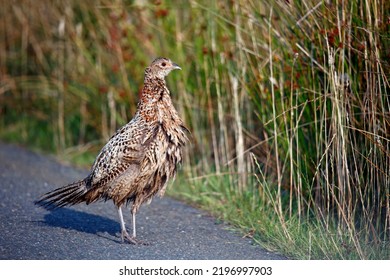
[1,0,389,259]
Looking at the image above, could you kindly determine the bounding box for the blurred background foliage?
[0,0,389,259]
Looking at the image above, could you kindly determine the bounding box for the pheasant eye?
[161,62,166,67]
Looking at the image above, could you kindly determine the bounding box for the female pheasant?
[35,57,189,245]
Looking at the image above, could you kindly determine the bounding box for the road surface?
[0,142,285,260]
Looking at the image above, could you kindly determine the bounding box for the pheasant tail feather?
[34,180,87,210]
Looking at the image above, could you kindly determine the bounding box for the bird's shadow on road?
[38,208,121,242]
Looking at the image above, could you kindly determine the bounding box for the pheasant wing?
[87,119,152,189]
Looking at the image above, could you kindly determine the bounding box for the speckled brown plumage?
[35,57,189,244]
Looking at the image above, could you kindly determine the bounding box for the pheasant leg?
[117,206,148,245]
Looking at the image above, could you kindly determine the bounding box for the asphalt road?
[0,142,285,260]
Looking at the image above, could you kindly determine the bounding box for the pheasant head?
[144,57,181,80]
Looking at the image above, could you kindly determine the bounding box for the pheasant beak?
[171,62,181,70]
